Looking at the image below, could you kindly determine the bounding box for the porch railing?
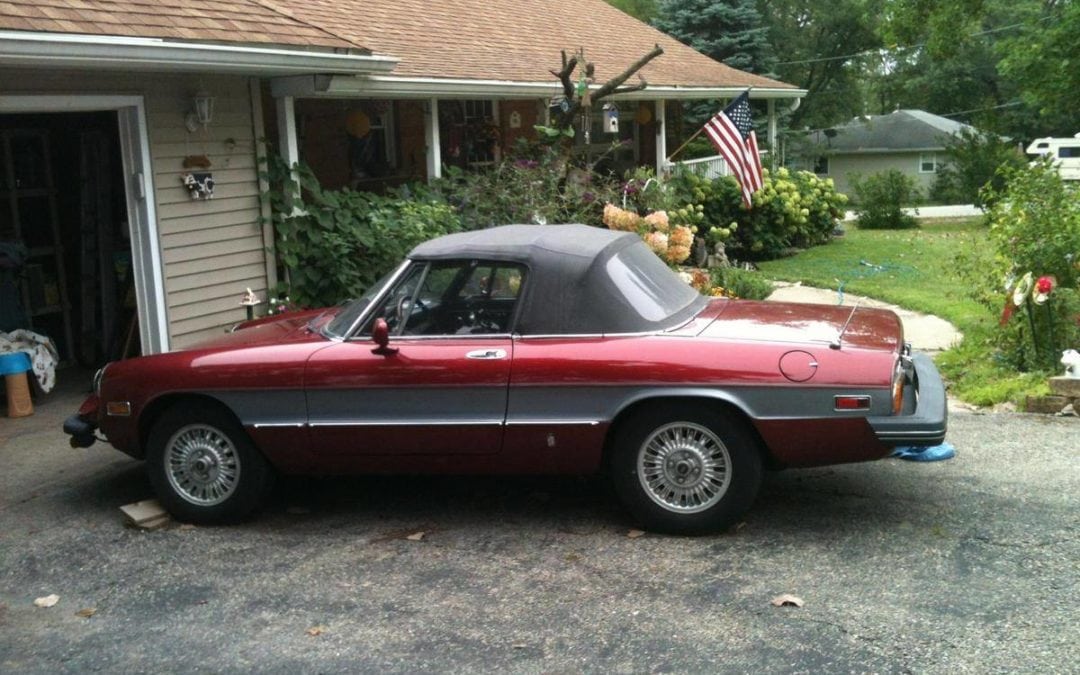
[671,154,728,179]
[669,152,769,179]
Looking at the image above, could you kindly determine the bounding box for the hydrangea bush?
[667,167,846,259]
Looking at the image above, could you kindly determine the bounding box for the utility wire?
[775,16,1052,67]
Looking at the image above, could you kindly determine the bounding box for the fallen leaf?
[75,608,97,618]
[771,594,804,608]
[33,594,59,608]
[627,529,646,539]
[306,625,327,636]
[405,531,425,541]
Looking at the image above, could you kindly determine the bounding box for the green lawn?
[757,218,1048,406]
[759,218,987,328]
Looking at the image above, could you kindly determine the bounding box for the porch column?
[276,95,300,169]
[655,100,667,176]
[425,98,442,182]
[767,99,777,170]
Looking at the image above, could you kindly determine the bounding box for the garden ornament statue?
[1061,349,1080,379]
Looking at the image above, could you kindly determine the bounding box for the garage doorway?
[0,96,167,363]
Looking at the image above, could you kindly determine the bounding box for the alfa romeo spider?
[65,224,947,533]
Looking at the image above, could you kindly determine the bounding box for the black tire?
[146,401,274,524]
[609,403,762,535]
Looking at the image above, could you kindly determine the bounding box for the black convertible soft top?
[409,224,706,335]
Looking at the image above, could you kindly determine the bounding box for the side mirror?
[371,318,398,356]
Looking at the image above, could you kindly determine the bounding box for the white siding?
[0,69,271,349]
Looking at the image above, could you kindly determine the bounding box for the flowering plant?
[603,203,694,266]
[1001,271,1066,369]
[267,295,298,316]
[1033,275,1055,305]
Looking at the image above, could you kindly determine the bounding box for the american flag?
[702,91,764,209]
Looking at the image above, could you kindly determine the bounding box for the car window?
[363,260,526,337]
[604,244,699,323]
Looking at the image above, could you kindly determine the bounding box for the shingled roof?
[0,0,797,91]
[269,0,795,90]
[813,110,976,153]
[0,0,357,50]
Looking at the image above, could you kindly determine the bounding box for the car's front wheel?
[610,403,762,535]
[146,402,274,523]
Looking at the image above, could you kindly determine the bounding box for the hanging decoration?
[182,172,215,200]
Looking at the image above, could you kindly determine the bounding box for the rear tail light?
[835,395,871,411]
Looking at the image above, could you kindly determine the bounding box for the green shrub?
[710,266,774,300]
[264,156,462,309]
[851,170,920,230]
[956,159,1080,372]
[984,159,1080,289]
[851,169,920,230]
[931,128,1026,207]
[666,167,846,260]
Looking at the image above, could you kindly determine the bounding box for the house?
[0,0,803,359]
[800,110,976,197]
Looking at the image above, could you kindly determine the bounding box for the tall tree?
[604,0,659,22]
[653,0,776,75]
[880,0,1075,139]
[998,0,1079,137]
[755,0,884,130]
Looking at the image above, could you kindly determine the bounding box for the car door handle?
[466,349,507,360]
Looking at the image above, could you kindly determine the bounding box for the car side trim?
[308,419,505,428]
[504,419,602,426]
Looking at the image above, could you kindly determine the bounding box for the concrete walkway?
[766,282,961,353]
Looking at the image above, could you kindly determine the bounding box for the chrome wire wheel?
[637,421,732,514]
[164,423,241,507]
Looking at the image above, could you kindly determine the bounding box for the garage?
[0,110,137,366]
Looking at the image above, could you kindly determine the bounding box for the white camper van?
[1026,134,1080,180]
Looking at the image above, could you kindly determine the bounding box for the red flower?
[1033,276,1056,305]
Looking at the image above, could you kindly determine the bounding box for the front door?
[304,259,526,456]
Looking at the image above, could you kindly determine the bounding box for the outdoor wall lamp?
[185,92,215,133]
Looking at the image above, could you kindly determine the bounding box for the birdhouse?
[602,103,619,133]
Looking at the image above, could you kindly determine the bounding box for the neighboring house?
[0,0,803,357]
[799,110,976,198]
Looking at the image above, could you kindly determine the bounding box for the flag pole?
[665,88,752,163]
[666,127,706,163]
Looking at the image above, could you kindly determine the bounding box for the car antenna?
[830,299,862,350]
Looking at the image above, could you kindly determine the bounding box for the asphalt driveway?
[1,379,1076,673]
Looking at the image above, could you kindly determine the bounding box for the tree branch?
[551,44,665,130]
[592,44,663,101]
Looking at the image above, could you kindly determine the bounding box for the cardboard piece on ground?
[120,499,171,529]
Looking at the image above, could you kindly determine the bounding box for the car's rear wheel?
[610,403,762,535]
[147,402,273,523]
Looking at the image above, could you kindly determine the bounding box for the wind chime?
[577,69,592,146]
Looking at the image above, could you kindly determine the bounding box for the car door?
[304,259,525,456]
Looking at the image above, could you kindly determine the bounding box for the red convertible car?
[65,224,946,533]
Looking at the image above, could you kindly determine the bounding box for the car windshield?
[322,262,406,338]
